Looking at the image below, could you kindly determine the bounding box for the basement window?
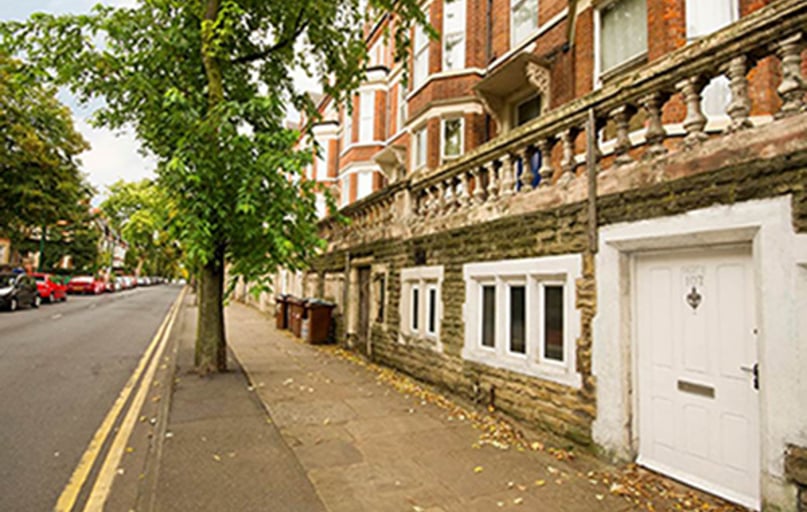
[462,255,582,387]
[400,265,444,351]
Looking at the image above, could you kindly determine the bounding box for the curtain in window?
[600,0,647,73]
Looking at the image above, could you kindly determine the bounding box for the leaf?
[473,466,483,473]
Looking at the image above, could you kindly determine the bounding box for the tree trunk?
[195,248,227,374]
[194,0,228,375]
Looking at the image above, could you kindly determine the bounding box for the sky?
[1,0,320,204]
[2,0,154,203]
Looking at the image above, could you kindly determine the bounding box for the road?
[0,284,181,512]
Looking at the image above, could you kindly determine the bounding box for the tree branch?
[230,2,309,65]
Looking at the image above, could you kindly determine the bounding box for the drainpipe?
[342,251,351,347]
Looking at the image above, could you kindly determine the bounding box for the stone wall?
[310,145,807,444]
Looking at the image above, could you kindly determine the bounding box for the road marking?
[53,289,184,512]
[82,287,185,511]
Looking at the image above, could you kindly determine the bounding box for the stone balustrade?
[323,0,807,248]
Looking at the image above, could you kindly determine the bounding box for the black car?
[0,273,41,311]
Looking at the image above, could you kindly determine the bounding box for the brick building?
[260,0,807,509]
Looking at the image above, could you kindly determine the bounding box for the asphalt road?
[0,284,181,512]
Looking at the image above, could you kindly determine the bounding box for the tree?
[0,53,92,256]
[1,1,429,375]
[100,179,179,278]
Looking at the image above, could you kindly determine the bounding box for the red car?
[67,275,105,295]
[32,273,67,303]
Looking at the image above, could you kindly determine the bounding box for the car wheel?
[32,295,41,308]
[9,298,18,312]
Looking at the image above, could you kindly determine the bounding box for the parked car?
[32,273,67,303]
[0,272,40,311]
[105,278,121,293]
[67,275,105,295]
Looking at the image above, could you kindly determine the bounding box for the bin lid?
[306,298,335,308]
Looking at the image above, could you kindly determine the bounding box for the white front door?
[636,246,759,509]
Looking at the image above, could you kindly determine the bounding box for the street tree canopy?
[0,53,91,238]
[101,179,180,278]
[0,0,429,374]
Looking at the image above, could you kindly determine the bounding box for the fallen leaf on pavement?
[473,466,484,473]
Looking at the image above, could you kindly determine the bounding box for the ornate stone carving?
[526,61,551,107]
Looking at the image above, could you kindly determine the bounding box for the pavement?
[137,292,747,512]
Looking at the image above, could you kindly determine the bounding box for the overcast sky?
[3,0,154,202]
[2,0,320,203]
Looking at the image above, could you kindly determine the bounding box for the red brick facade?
[302,0,783,214]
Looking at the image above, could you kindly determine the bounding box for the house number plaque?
[682,266,704,312]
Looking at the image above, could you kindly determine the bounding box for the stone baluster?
[485,163,499,201]
[537,137,555,186]
[775,33,806,118]
[471,166,486,204]
[560,128,577,182]
[519,145,534,192]
[640,93,668,158]
[725,55,752,132]
[426,187,437,217]
[448,177,460,212]
[610,105,634,166]
[501,154,517,197]
[436,182,447,215]
[459,170,471,208]
[677,76,708,148]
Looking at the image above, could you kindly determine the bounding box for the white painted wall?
[593,196,807,511]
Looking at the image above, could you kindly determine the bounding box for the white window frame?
[315,138,330,179]
[414,126,428,170]
[426,283,439,336]
[397,82,407,133]
[342,102,353,149]
[356,170,374,200]
[413,11,430,89]
[505,279,528,358]
[442,0,466,71]
[400,265,444,350]
[478,281,497,351]
[538,280,566,366]
[339,175,350,207]
[462,255,582,388]
[510,0,539,48]
[359,90,375,142]
[440,117,464,161]
[411,284,421,332]
[594,0,648,85]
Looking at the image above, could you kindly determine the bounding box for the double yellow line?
[55,287,186,512]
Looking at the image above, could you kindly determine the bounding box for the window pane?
[416,129,427,167]
[357,171,373,200]
[516,95,541,126]
[412,287,420,330]
[601,0,647,73]
[359,91,374,142]
[443,119,462,157]
[509,285,526,354]
[443,0,466,70]
[512,0,538,45]
[686,0,736,39]
[482,285,496,348]
[543,285,564,361]
[428,287,437,333]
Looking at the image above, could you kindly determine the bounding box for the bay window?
[441,118,463,161]
[359,90,375,142]
[414,127,428,169]
[413,12,430,88]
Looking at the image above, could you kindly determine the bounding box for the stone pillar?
[519,145,534,192]
[537,137,554,186]
[501,154,517,197]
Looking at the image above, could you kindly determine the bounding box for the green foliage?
[100,179,180,277]
[0,53,92,236]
